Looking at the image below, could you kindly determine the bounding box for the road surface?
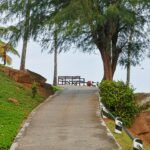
[15,86,119,150]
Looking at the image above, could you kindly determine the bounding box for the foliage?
[99,80,139,126]
[0,0,32,42]
[0,0,150,78]
[0,1,150,78]
[118,27,148,68]
[0,71,44,149]
[30,0,150,79]
[31,81,37,98]
[0,0,34,70]
[0,40,19,65]
[52,85,61,93]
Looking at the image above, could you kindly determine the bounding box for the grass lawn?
[105,119,150,150]
[0,72,45,150]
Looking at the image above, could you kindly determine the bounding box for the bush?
[52,86,61,93]
[32,81,37,98]
[99,80,139,126]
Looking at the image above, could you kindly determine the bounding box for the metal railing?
[99,97,143,150]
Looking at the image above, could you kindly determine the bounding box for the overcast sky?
[6,40,150,93]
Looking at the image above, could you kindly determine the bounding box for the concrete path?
[15,87,119,150]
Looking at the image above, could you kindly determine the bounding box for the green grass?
[105,119,150,150]
[0,72,45,150]
[52,85,62,93]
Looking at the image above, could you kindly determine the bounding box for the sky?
[5,40,150,93]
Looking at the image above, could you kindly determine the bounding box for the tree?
[119,24,149,86]
[31,4,69,85]
[0,40,19,65]
[126,34,131,86]
[33,0,150,80]
[37,26,65,86]
[0,0,33,70]
[1,0,149,81]
[53,28,58,86]
[19,0,31,70]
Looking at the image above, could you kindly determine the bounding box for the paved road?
[15,87,119,150]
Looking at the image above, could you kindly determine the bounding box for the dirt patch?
[0,66,54,97]
[0,66,46,86]
[135,93,150,106]
[128,93,150,146]
[129,111,150,145]
[8,98,19,105]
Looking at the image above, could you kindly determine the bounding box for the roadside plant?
[52,85,61,94]
[32,81,37,98]
[0,40,19,65]
[99,80,139,126]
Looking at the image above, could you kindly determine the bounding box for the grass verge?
[105,119,150,150]
[0,72,45,150]
[52,85,62,93]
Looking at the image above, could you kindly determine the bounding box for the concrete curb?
[98,96,122,150]
[9,91,61,150]
[100,117,122,150]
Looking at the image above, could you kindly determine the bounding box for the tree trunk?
[111,57,118,78]
[20,39,28,70]
[20,0,30,71]
[53,29,58,86]
[126,42,131,86]
[3,50,6,65]
[126,57,131,86]
[126,29,133,86]
[111,49,121,77]
[101,50,113,80]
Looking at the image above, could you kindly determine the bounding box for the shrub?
[32,81,37,98]
[52,86,61,93]
[99,80,139,126]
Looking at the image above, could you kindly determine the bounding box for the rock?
[8,98,19,105]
